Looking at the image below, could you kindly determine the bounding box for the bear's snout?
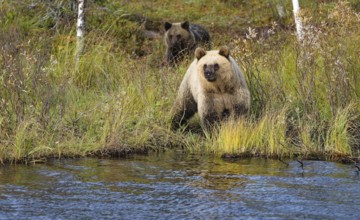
[204,65,217,82]
[172,37,180,46]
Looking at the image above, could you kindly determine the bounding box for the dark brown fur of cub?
[164,21,211,66]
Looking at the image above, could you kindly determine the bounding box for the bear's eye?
[169,34,173,39]
[176,34,181,39]
[203,64,207,69]
[214,63,219,71]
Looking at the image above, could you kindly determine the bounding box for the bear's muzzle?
[204,65,217,82]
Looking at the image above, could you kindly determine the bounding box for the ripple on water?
[0,153,359,219]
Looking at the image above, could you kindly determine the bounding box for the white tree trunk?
[75,0,86,72]
[292,0,304,42]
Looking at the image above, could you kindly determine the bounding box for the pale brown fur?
[171,46,250,131]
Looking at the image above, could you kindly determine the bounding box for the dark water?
[0,151,359,220]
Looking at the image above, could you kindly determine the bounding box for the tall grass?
[0,0,359,163]
[209,1,360,159]
[0,13,186,163]
[210,108,290,157]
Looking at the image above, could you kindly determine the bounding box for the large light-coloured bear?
[171,46,250,130]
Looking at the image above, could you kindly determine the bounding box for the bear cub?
[164,21,211,66]
[171,46,250,131]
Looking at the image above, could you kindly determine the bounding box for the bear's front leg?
[233,88,251,118]
[198,95,220,132]
[166,50,176,66]
[170,94,197,130]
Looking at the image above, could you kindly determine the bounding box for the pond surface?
[0,151,359,219]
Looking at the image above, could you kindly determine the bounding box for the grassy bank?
[0,0,359,164]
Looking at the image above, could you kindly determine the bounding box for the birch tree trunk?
[75,0,86,72]
[292,0,304,42]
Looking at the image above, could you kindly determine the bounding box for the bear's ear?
[164,22,172,31]
[195,47,206,60]
[181,21,190,30]
[219,46,230,59]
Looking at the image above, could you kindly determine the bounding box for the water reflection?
[0,151,359,219]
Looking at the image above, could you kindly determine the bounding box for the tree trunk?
[292,0,304,42]
[75,0,86,72]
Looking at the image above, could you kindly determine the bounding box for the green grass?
[0,0,359,164]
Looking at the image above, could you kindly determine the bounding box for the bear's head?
[195,46,232,84]
[164,21,193,49]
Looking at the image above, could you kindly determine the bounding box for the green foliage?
[211,1,360,158]
[0,0,359,163]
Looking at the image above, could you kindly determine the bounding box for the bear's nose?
[205,69,213,76]
[204,67,216,82]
